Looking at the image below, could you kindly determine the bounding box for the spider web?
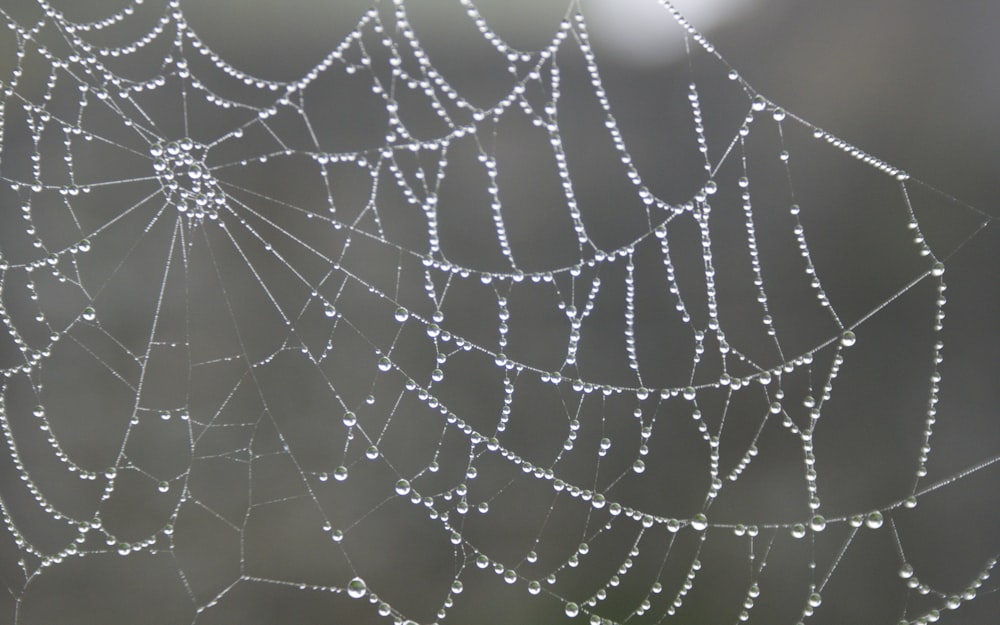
[0,1,998,624]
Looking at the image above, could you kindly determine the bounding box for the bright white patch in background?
[587,0,761,64]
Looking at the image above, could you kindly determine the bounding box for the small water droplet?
[751,95,767,111]
[528,580,541,595]
[82,307,96,321]
[865,510,884,529]
[394,307,409,322]
[342,411,357,427]
[683,386,696,401]
[931,262,945,277]
[691,514,708,531]
[377,357,392,372]
[157,481,169,493]
[565,602,580,617]
[898,563,914,579]
[791,524,807,539]
[840,330,856,347]
[334,466,349,481]
[395,479,411,496]
[632,459,645,474]
[808,592,822,607]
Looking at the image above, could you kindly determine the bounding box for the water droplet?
[451,580,463,594]
[504,570,517,584]
[841,330,856,347]
[632,459,645,474]
[377,357,392,372]
[347,577,367,599]
[751,95,767,111]
[808,592,822,607]
[565,602,580,617]
[809,514,826,532]
[691,514,708,531]
[82,307,96,321]
[791,524,806,539]
[394,307,409,322]
[931,262,945,277]
[705,180,718,195]
[342,411,357,427]
[772,108,786,121]
[683,386,696,401]
[898,563,914,579]
[157,481,170,493]
[334,466,349,481]
[528,580,541,595]
[395,479,411,496]
[865,510,884,529]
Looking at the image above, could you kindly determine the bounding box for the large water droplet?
[347,577,367,599]
[865,510,884,529]
[395,479,411,496]
[840,330,856,347]
[342,411,357,427]
[691,514,708,531]
[394,307,409,322]
[809,514,826,532]
[565,602,580,617]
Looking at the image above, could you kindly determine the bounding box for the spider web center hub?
[150,138,222,220]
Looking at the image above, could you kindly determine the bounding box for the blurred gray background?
[0,1,998,624]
